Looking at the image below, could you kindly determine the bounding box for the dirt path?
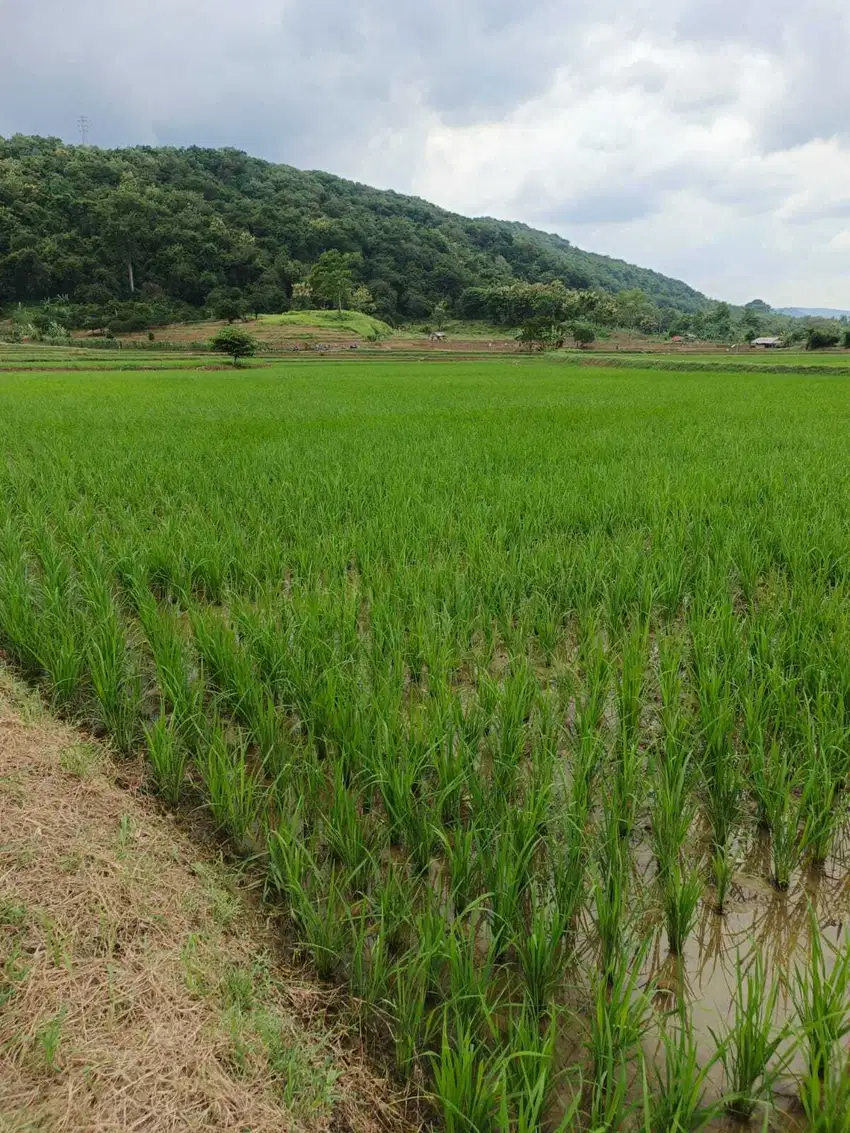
[0,669,411,1133]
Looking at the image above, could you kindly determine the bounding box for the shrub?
[210,326,258,365]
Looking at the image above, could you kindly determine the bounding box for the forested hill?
[0,134,707,321]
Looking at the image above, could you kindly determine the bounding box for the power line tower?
[77,115,90,146]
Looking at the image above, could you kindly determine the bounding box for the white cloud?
[2,0,850,305]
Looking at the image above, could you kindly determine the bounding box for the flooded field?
[1,360,850,1129]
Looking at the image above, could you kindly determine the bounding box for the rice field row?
[2,361,850,1130]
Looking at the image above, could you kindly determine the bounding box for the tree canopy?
[0,135,709,325]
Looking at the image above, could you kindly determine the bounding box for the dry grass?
[0,668,413,1133]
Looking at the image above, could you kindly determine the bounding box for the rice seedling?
[431,1017,505,1133]
[710,847,735,915]
[710,949,790,1120]
[501,1007,582,1133]
[513,896,569,1018]
[799,1056,850,1132]
[641,1006,719,1133]
[445,916,497,1033]
[292,867,350,981]
[585,938,652,1129]
[800,747,846,867]
[661,861,702,957]
[792,911,850,1085]
[439,823,481,915]
[7,359,850,1122]
[144,714,189,805]
[593,809,631,981]
[198,728,265,848]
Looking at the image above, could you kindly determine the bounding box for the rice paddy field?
[3,359,850,1130]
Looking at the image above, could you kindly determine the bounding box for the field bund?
[2,359,850,1130]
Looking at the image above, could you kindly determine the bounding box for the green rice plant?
[799,1056,850,1132]
[374,861,415,956]
[554,815,588,930]
[388,951,433,1073]
[612,740,645,841]
[486,818,539,961]
[374,745,430,849]
[29,542,84,709]
[144,714,189,805]
[661,861,702,957]
[575,620,611,738]
[323,765,375,883]
[792,911,850,1085]
[586,938,651,1129]
[710,846,735,915]
[0,522,42,679]
[500,1007,582,1133]
[413,898,450,999]
[432,731,468,827]
[592,812,630,981]
[800,747,846,867]
[198,729,264,847]
[347,903,394,1015]
[650,750,695,883]
[445,917,496,1033]
[438,823,481,915]
[85,624,143,756]
[710,949,789,1120]
[616,619,648,752]
[641,1007,719,1133]
[292,868,349,981]
[431,1018,505,1133]
[513,896,569,1018]
[266,806,313,905]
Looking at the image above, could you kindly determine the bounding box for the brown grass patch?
[0,670,414,1133]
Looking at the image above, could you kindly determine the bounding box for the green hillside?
[0,134,707,327]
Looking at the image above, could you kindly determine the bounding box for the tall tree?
[308,251,356,314]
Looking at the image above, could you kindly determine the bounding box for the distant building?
[752,337,782,348]
[429,331,447,342]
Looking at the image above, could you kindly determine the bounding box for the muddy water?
[550,829,850,1130]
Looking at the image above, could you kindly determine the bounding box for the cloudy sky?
[2,0,850,307]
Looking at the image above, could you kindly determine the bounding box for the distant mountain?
[0,135,709,319]
[775,307,850,320]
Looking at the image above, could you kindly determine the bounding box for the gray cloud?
[1,0,850,304]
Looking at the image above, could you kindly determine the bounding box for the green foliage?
[807,328,840,350]
[258,308,393,338]
[2,358,850,1124]
[711,950,789,1119]
[0,135,707,326]
[517,317,566,351]
[307,250,357,313]
[210,326,258,364]
[569,319,596,347]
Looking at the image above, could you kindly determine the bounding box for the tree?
[431,299,449,330]
[806,328,840,351]
[308,250,356,314]
[741,305,763,340]
[842,329,850,349]
[350,284,376,313]
[570,321,596,347]
[207,287,246,323]
[210,326,258,365]
[708,301,733,341]
[517,318,566,351]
